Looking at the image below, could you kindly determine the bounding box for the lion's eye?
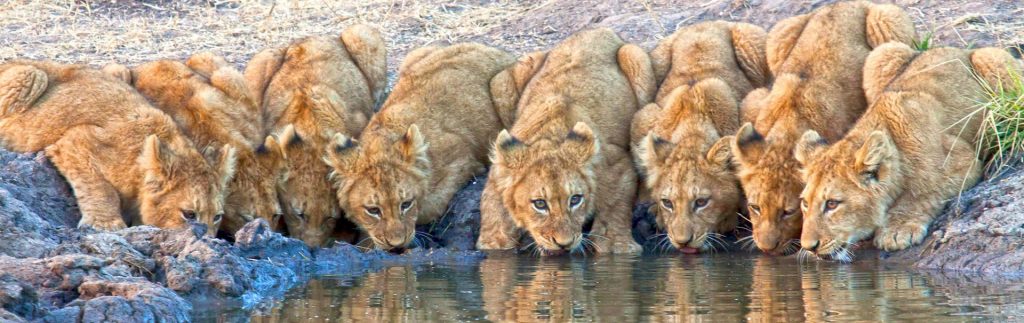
[214,213,224,223]
[693,198,709,209]
[181,210,197,221]
[568,194,584,208]
[824,200,841,212]
[800,198,808,210]
[748,204,761,215]
[364,207,381,218]
[863,169,879,182]
[531,199,548,212]
[400,200,414,212]
[782,209,797,219]
[661,199,674,211]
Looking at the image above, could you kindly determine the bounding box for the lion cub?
[117,54,287,237]
[795,44,1021,259]
[324,43,515,251]
[631,21,771,253]
[246,24,386,246]
[0,61,236,232]
[477,28,656,254]
[729,1,914,254]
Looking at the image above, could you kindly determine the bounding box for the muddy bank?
[887,163,1024,275]
[0,148,485,322]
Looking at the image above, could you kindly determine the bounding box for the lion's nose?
[673,234,692,246]
[385,233,410,248]
[551,236,575,250]
[802,240,820,252]
[757,236,780,251]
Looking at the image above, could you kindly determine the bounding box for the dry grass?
[0,0,544,77]
[0,0,1021,90]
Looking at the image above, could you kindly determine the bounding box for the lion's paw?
[596,238,643,254]
[78,216,127,231]
[476,235,518,251]
[874,223,927,251]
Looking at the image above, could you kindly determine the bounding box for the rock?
[888,164,1024,274]
[0,274,41,319]
[423,176,486,250]
[0,149,79,258]
[76,278,190,323]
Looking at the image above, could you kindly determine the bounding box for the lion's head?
[137,135,236,236]
[324,124,431,252]
[731,123,805,255]
[634,82,742,252]
[795,129,901,261]
[489,122,599,253]
[272,85,351,247]
[220,135,288,234]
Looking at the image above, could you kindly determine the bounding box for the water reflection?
[246,253,1024,322]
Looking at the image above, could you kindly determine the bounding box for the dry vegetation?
[1,0,1020,86]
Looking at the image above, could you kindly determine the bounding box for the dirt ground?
[1,0,1021,88]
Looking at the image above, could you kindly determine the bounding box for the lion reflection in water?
[250,255,950,322]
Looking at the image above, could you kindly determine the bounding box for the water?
[246,252,1024,322]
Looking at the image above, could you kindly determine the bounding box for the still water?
[247,252,1024,322]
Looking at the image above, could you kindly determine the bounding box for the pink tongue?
[680,247,699,254]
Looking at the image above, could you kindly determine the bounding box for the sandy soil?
[2,0,1021,88]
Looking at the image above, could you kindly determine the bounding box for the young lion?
[477,28,656,254]
[246,24,386,246]
[729,1,914,255]
[631,21,770,253]
[324,43,515,251]
[795,44,1021,260]
[0,61,235,233]
[120,54,288,236]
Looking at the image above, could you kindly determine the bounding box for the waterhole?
[207,251,1024,322]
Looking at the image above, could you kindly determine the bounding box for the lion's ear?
[397,124,430,172]
[324,132,360,176]
[856,131,894,168]
[215,144,238,189]
[139,135,175,187]
[277,124,302,159]
[564,122,599,166]
[731,122,763,164]
[102,63,133,84]
[706,136,734,168]
[635,132,672,185]
[492,129,528,169]
[256,135,287,170]
[795,130,827,166]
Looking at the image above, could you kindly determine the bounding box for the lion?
[794,44,1022,260]
[323,43,515,251]
[246,24,386,246]
[729,1,915,255]
[0,60,236,234]
[116,54,288,237]
[476,28,656,254]
[630,21,770,253]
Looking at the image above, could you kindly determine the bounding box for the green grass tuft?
[913,32,934,51]
[978,65,1024,177]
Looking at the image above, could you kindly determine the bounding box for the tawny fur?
[477,28,656,254]
[730,1,914,254]
[631,21,771,252]
[245,24,387,246]
[324,43,515,250]
[796,44,1022,257]
[123,55,287,237]
[0,60,235,232]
